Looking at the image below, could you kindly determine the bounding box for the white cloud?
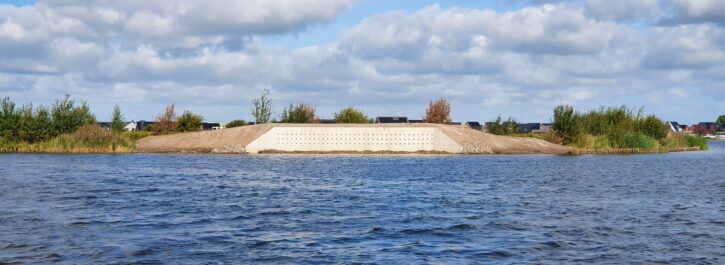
[0,1,722,123]
[585,0,661,21]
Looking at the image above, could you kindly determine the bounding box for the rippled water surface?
[1,142,724,264]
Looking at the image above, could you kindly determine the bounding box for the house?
[136,120,157,131]
[533,123,552,134]
[516,123,552,134]
[679,124,690,133]
[667,121,682,133]
[124,122,137,131]
[465,122,482,131]
[97,122,112,130]
[201,122,222,131]
[375,117,408,123]
[408,119,424,123]
[692,122,717,135]
[318,119,337,124]
[450,122,462,125]
[518,123,540,133]
[97,121,137,131]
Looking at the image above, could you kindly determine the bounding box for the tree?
[0,97,19,141]
[334,107,369,123]
[717,115,725,131]
[177,111,204,132]
[279,103,315,123]
[226,120,246,128]
[51,94,96,136]
[251,89,273,124]
[155,104,177,134]
[504,117,520,135]
[110,105,125,133]
[423,98,451,124]
[486,116,505,135]
[552,105,581,145]
[486,116,519,135]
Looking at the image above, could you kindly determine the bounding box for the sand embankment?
[136,123,571,155]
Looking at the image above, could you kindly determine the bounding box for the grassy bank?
[0,125,150,153]
[515,132,708,153]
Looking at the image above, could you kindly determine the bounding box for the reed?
[0,125,150,153]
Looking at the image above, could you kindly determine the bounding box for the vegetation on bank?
[0,95,152,153]
[0,124,151,153]
[550,105,708,151]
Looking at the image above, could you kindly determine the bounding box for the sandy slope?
[136,124,571,154]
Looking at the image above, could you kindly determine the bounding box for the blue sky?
[0,0,723,124]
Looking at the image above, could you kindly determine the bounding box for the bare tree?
[423,98,451,124]
[251,89,273,124]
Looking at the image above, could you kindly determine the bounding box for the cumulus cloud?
[0,1,722,123]
[664,0,725,24]
[585,0,661,21]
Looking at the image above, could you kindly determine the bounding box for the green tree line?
[1,94,96,144]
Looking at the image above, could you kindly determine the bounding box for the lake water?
[1,141,724,264]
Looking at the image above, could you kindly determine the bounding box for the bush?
[334,107,369,123]
[155,104,177,134]
[280,104,316,123]
[423,98,451,124]
[226,120,247,128]
[177,111,204,132]
[552,105,581,145]
[684,135,708,150]
[637,115,669,140]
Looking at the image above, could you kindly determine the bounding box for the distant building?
[692,122,717,135]
[680,125,691,134]
[124,122,137,131]
[97,122,112,130]
[517,123,551,134]
[202,122,222,131]
[408,119,424,124]
[318,119,337,124]
[667,121,682,133]
[97,121,137,132]
[518,123,539,133]
[450,122,462,125]
[136,120,157,131]
[375,117,408,123]
[465,122,482,131]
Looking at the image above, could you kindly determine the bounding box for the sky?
[0,0,723,124]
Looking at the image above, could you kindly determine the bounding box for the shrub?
[423,98,451,124]
[552,105,581,145]
[280,103,316,123]
[637,114,669,140]
[684,135,708,150]
[226,120,247,128]
[155,104,177,134]
[334,107,369,123]
[177,111,204,132]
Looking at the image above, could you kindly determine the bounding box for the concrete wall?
[245,126,463,154]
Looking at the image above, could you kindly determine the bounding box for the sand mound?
[136,124,571,155]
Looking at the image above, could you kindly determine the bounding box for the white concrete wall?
[245,126,463,154]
